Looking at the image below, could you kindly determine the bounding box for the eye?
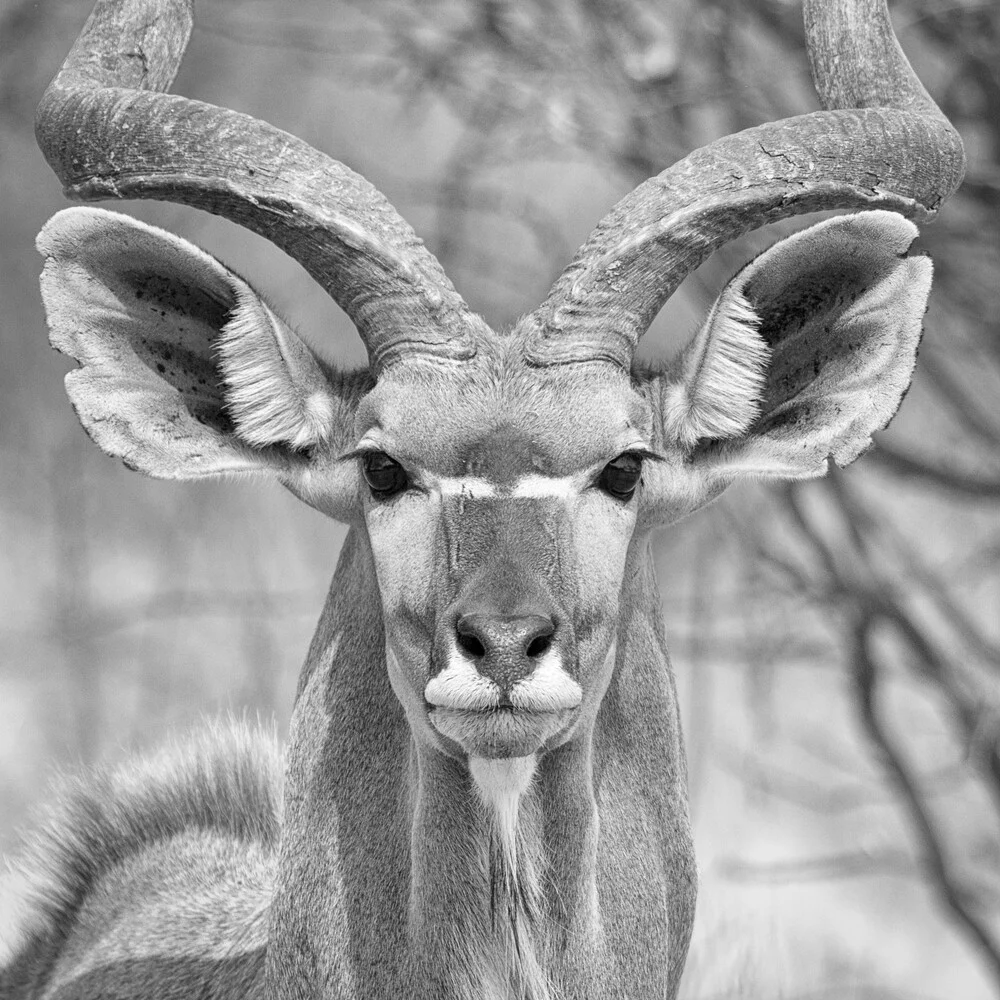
[598,453,643,501]
[361,451,408,499]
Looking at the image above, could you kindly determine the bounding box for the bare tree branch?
[869,442,1000,499]
[716,846,921,883]
[851,617,1000,988]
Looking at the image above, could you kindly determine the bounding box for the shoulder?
[1,720,282,976]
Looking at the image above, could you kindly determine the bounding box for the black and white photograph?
[0,1,997,997]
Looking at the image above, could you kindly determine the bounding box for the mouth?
[424,654,583,712]
[428,705,576,758]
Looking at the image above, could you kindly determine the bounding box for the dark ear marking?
[121,269,234,434]
[37,208,357,481]
[655,211,933,481]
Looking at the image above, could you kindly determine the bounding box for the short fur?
[17,0,957,993]
[16,204,936,1000]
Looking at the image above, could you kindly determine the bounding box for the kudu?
[1,0,965,997]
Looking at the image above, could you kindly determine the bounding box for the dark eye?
[598,453,642,501]
[362,451,408,499]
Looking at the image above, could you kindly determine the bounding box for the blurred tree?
[1,0,997,996]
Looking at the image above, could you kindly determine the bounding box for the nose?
[455,613,555,692]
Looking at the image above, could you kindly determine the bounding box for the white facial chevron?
[434,474,582,500]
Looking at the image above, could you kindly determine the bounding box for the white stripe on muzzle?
[509,650,582,711]
[425,654,501,710]
[425,648,581,713]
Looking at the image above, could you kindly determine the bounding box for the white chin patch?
[469,755,537,822]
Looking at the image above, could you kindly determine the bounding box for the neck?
[264,530,695,1000]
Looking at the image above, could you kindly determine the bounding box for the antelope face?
[38,205,938,766]
[354,353,651,760]
[33,0,959,781]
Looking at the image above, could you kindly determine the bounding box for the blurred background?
[1,0,998,996]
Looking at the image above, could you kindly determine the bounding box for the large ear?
[660,210,931,479]
[37,208,363,480]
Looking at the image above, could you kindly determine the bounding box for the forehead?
[355,353,650,477]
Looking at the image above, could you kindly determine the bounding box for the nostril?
[455,612,555,667]
[526,634,551,658]
[457,631,486,659]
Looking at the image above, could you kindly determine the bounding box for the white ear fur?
[661,211,930,480]
[662,288,770,448]
[216,287,337,450]
[36,207,349,481]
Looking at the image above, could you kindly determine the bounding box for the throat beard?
[470,756,551,1000]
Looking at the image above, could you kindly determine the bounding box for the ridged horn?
[34,0,476,374]
[524,0,965,370]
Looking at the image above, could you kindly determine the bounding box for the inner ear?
[62,227,238,438]
[672,211,931,480]
[38,207,362,482]
[137,279,234,432]
[746,233,916,431]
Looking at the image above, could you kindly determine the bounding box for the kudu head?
[35,0,963,773]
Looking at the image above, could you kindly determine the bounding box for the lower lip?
[428,706,573,758]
